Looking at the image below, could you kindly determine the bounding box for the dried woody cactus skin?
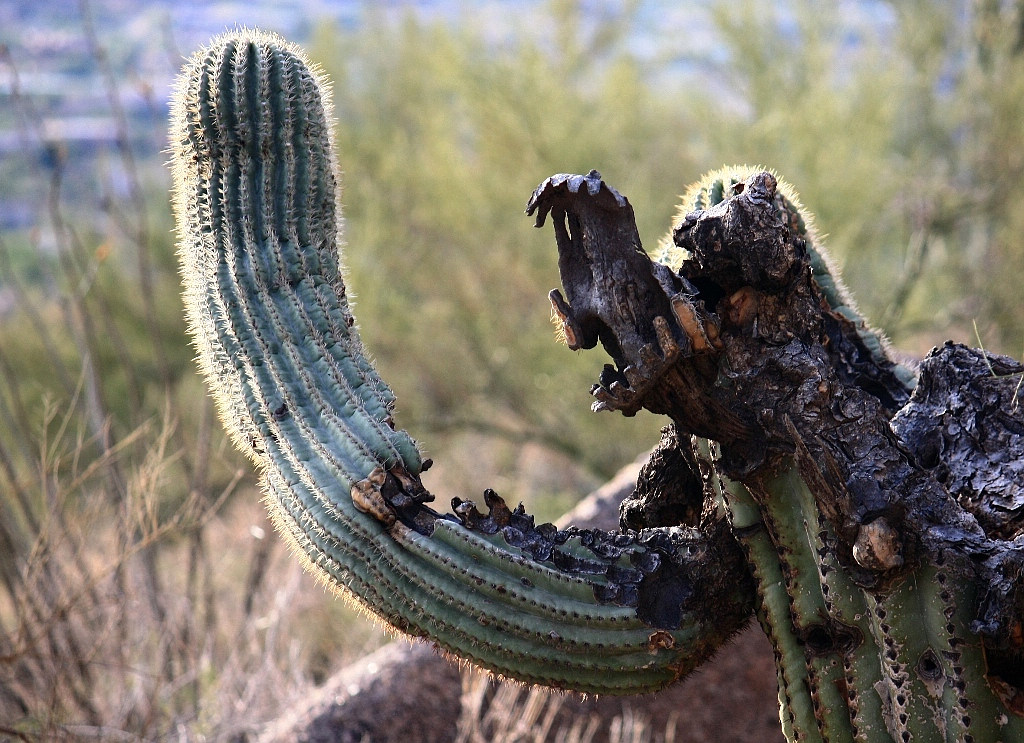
[535,165,1024,741]
[171,31,1024,741]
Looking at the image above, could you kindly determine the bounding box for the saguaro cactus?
[171,31,1024,742]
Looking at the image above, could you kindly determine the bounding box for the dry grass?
[0,405,399,741]
[0,398,387,740]
[456,671,678,743]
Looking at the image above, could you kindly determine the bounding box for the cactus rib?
[714,464,824,741]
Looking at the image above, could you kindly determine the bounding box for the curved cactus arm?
[168,30,757,695]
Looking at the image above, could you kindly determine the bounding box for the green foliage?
[693,0,1024,354]
[0,220,234,512]
[310,10,698,486]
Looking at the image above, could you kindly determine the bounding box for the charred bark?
[533,168,1024,739]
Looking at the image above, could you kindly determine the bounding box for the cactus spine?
[169,30,752,695]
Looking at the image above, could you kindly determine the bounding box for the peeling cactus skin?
[171,31,1024,739]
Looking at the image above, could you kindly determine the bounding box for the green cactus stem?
[169,30,754,695]
[172,30,1024,741]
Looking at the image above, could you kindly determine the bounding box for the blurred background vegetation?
[0,0,1022,738]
